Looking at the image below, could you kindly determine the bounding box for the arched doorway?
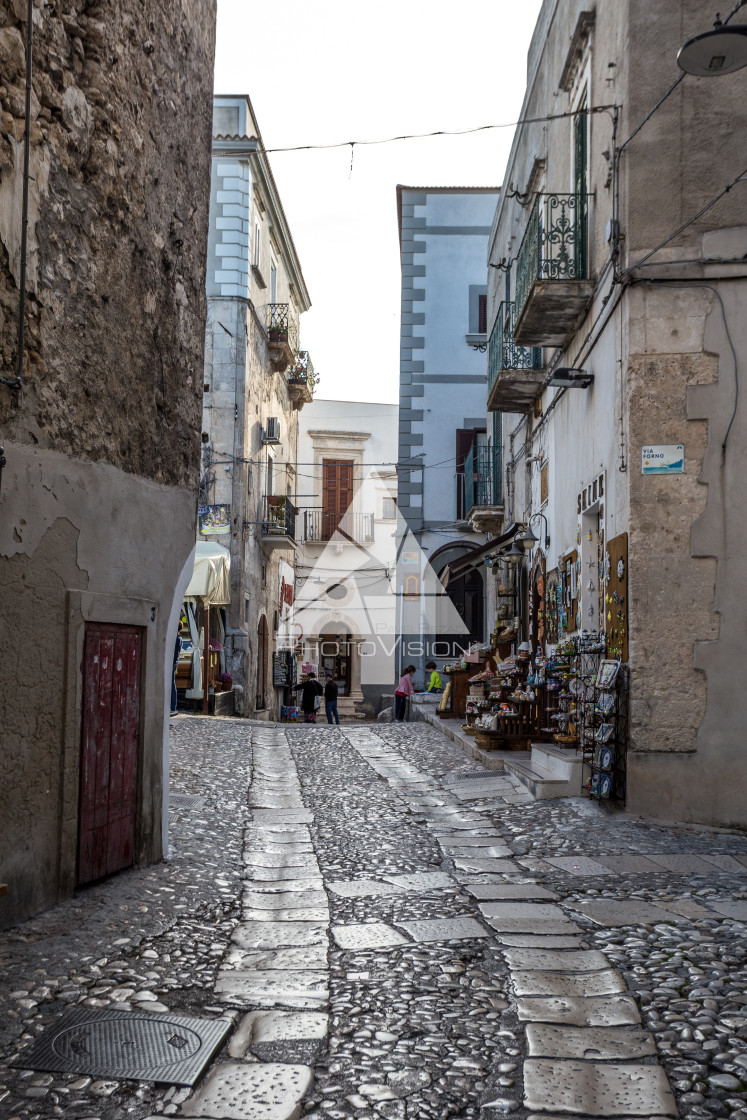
[430,544,485,658]
[256,615,268,710]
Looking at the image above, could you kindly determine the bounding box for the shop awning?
[185,541,231,605]
[442,523,522,587]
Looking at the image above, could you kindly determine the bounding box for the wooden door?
[78,622,142,886]
[256,615,268,709]
[322,459,353,539]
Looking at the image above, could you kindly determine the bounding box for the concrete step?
[531,744,585,793]
[503,753,583,800]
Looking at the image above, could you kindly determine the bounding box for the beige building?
[475,0,747,826]
[0,1,216,926]
[198,96,312,718]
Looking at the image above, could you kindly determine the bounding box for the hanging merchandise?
[605,532,629,661]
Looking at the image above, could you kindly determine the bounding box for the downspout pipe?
[1,0,34,390]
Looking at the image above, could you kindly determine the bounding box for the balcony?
[286,351,317,411]
[487,302,546,413]
[464,444,503,534]
[265,303,299,373]
[261,495,297,551]
[514,193,594,346]
[303,509,374,545]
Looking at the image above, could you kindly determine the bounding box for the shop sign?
[198,503,230,535]
[641,445,684,475]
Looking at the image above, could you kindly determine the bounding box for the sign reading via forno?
[641,445,684,475]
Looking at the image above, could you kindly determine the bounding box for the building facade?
[0,0,216,926]
[295,399,399,717]
[396,186,500,680]
[199,95,312,718]
[480,0,747,826]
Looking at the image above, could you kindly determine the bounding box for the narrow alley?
[1,718,747,1120]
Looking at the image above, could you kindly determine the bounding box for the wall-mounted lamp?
[548,367,594,389]
[678,13,747,76]
[516,512,550,552]
[505,541,525,564]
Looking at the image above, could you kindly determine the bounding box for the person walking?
[292,672,324,723]
[394,665,417,722]
[324,671,340,725]
[171,620,183,716]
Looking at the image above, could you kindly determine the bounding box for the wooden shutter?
[323,459,353,538]
[478,294,487,334]
[455,429,475,520]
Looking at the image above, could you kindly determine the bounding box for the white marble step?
[503,746,584,800]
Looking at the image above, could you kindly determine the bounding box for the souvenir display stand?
[437,668,470,720]
[467,651,555,751]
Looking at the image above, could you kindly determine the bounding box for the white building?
[396,186,501,679]
[295,400,399,717]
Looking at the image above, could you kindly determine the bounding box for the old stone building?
[197,95,312,719]
[0,0,216,926]
[472,0,747,826]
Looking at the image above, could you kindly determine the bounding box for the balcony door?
[322,459,353,540]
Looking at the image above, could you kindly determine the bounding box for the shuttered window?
[322,459,354,539]
[478,294,487,334]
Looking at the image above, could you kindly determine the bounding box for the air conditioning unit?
[262,417,281,444]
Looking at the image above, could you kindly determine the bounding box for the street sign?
[641,445,684,475]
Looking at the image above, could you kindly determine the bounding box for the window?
[322,459,353,539]
[253,225,261,268]
[244,597,251,625]
[382,497,396,520]
[478,294,487,334]
[270,262,277,304]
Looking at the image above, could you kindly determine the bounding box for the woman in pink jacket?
[394,665,416,722]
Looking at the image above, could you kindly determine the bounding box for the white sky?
[213,0,545,404]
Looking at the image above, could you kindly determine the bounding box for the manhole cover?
[14,1009,231,1086]
[170,793,205,809]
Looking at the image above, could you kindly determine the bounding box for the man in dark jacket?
[324,671,340,725]
[293,672,324,723]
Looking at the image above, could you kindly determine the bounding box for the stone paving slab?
[516,995,642,1026]
[242,890,328,910]
[568,899,684,926]
[243,851,320,870]
[593,855,666,875]
[244,878,324,894]
[450,782,516,801]
[523,1058,678,1117]
[545,856,618,876]
[497,935,589,948]
[511,969,627,997]
[224,946,328,971]
[232,923,329,950]
[247,864,322,882]
[478,902,575,925]
[331,923,410,950]
[242,906,329,923]
[215,971,328,1009]
[663,898,715,918]
[326,879,404,898]
[525,1023,657,1060]
[251,810,315,824]
[381,871,456,891]
[229,1012,328,1059]
[181,1061,313,1119]
[504,948,610,972]
[705,899,747,919]
[447,846,514,859]
[432,833,507,845]
[396,917,491,942]
[700,852,747,872]
[466,883,558,901]
[645,853,720,874]
[453,858,523,874]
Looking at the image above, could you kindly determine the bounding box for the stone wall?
[0,0,216,489]
[0,0,216,926]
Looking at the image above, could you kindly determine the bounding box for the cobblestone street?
[2,717,747,1120]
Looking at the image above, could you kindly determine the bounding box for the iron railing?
[515,193,589,320]
[488,302,543,393]
[464,445,494,512]
[287,350,317,395]
[262,495,296,540]
[265,303,299,351]
[303,509,374,543]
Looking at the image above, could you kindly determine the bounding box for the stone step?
[503,757,578,801]
[528,744,585,795]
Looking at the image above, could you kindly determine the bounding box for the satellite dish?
[677,22,747,76]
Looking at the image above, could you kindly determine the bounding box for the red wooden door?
[77,622,142,886]
[322,459,353,538]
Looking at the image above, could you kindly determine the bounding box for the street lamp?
[678,11,747,76]
[505,541,525,564]
[516,512,550,552]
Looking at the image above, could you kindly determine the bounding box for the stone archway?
[308,616,365,719]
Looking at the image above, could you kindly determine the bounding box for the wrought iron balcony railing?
[464,445,495,513]
[303,509,374,544]
[488,302,543,393]
[287,350,317,395]
[515,193,589,322]
[265,303,299,352]
[262,495,296,540]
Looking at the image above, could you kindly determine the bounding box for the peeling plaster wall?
[0,0,216,926]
